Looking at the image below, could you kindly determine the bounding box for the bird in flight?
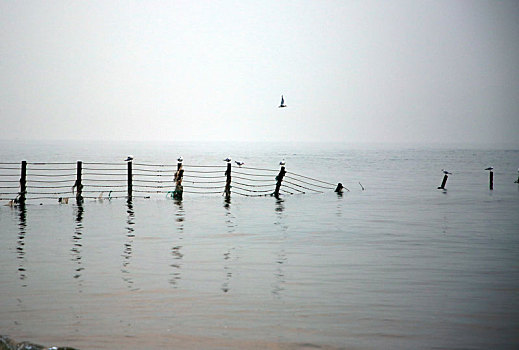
[278,95,287,108]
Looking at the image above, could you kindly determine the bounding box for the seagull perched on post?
[485,166,493,171]
[442,169,452,175]
[235,161,244,167]
[224,157,231,163]
[280,160,286,166]
[177,156,183,163]
[125,155,134,162]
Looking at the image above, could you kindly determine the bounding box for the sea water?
[0,141,518,349]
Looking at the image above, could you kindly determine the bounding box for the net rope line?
[83,167,126,171]
[282,183,307,194]
[284,176,334,190]
[83,162,125,166]
[233,181,276,188]
[286,171,336,186]
[26,191,76,195]
[133,163,224,169]
[26,167,77,171]
[82,183,127,188]
[27,162,76,165]
[131,179,175,184]
[233,175,275,182]
[232,171,274,177]
[132,173,173,177]
[28,179,76,183]
[26,173,77,177]
[27,185,75,189]
[83,178,126,182]
[280,189,295,195]
[83,172,128,176]
[82,189,126,194]
[183,174,225,179]
[132,168,176,173]
[183,184,225,190]
[0,167,21,170]
[239,165,278,172]
[232,191,271,197]
[232,185,272,194]
[284,179,330,192]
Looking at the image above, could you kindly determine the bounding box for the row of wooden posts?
[15,160,289,203]
[438,169,497,190]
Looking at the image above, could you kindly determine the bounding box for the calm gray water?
[1,141,519,349]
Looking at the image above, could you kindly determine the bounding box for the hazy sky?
[1,0,518,144]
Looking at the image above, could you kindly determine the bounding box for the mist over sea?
[1,140,518,349]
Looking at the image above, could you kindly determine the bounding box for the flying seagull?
[235,161,244,167]
[485,166,493,171]
[442,169,452,175]
[278,95,286,108]
[125,155,134,162]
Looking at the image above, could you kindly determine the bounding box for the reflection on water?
[71,202,84,284]
[221,197,237,293]
[71,201,84,331]
[272,198,287,297]
[336,192,343,217]
[122,199,136,290]
[170,199,185,288]
[174,199,184,228]
[71,202,84,281]
[222,249,234,293]
[223,196,236,232]
[16,204,27,287]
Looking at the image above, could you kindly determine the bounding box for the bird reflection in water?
[122,199,136,290]
[272,198,287,297]
[71,201,84,282]
[169,198,184,287]
[16,203,27,286]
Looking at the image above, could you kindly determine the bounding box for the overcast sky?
[1,0,518,144]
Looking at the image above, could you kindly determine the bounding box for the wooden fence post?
[18,160,27,203]
[127,160,133,199]
[273,164,286,198]
[75,161,83,201]
[489,170,494,190]
[437,174,448,190]
[224,162,231,197]
[173,160,184,200]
